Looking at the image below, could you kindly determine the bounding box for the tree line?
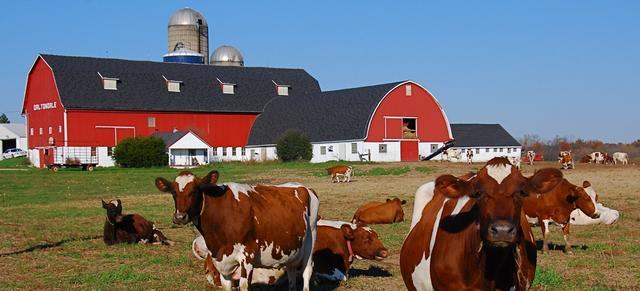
[519,134,639,161]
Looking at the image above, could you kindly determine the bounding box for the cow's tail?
[301,187,320,291]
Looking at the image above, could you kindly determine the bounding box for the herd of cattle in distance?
[99,156,622,290]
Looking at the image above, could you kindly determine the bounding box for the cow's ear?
[340,224,355,240]
[116,199,122,208]
[155,177,173,193]
[400,200,407,205]
[527,168,563,193]
[583,181,591,188]
[201,170,220,185]
[102,200,108,209]
[435,174,472,199]
[386,198,391,202]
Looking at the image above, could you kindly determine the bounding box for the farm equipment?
[422,139,455,161]
[45,147,99,172]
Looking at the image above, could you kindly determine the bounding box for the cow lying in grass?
[101,199,173,246]
[352,198,406,224]
[191,219,389,286]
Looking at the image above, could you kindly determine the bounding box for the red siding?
[66,110,257,147]
[22,57,65,148]
[366,82,451,142]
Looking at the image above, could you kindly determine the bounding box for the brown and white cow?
[101,199,173,246]
[527,150,536,166]
[155,171,319,291]
[559,151,575,169]
[192,219,388,285]
[352,198,406,224]
[326,165,353,183]
[523,170,600,253]
[401,158,537,290]
[466,149,474,164]
[613,152,629,165]
[589,151,605,164]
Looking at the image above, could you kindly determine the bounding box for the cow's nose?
[488,220,517,243]
[378,249,389,258]
[590,212,601,219]
[173,212,189,224]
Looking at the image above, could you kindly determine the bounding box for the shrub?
[113,136,167,168]
[276,129,313,162]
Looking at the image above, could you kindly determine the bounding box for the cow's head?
[340,224,389,260]
[155,170,226,225]
[435,158,530,247]
[569,181,600,219]
[385,198,407,223]
[102,199,122,224]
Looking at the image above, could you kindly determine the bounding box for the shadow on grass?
[535,239,589,252]
[349,265,393,278]
[0,235,102,257]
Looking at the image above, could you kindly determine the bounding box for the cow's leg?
[220,274,233,291]
[540,218,550,253]
[562,224,573,254]
[239,263,253,291]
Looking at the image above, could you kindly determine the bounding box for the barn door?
[338,143,347,160]
[400,141,419,161]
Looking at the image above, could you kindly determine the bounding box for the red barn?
[23,54,456,167]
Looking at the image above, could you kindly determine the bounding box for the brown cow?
[523,169,599,254]
[193,219,389,285]
[352,198,406,224]
[559,151,575,169]
[101,199,172,246]
[155,171,319,291]
[326,165,353,183]
[401,157,537,290]
[579,155,592,163]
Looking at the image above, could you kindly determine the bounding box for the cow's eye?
[469,191,484,199]
[517,190,529,198]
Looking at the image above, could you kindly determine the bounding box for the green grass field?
[0,160,638,290]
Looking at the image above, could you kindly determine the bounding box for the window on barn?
[98,72,119,90]
[351,143,358,154]
[476,148,480,154]
[222,84,235,94]
[320,146,326,155]
[328,146,334,153]
[402,118,417,139]
[431,144,438,153]
[107,147,114,156]
[241,148,246,156]
[39,128,43,135]
[232,148,237,156]
[48,127,52,134]
[223,148,227,156]
[507,148,511,153]
[58,126,62,133]
[405,85,412,96]
[493,148,498,152]
[30,128,33,136]
[212,147,217,156]
[379,144,388,153]
[148,117,156,127]
[499,148,504,153]
[486,148,489,153]
[277,85,290,96]
[167,81,181,92]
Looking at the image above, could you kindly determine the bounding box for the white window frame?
[232,148,237,156]
[30,128,34,136]
[320,146,326,155]
[212,147,217,156]
[98,72,119,90]
[241,147,246,156]
[148,117,156,128]
[405,84,412,96]
[379,144,387,153]
[163,75,182,92]
[351,143,358,154]
[39,128,43,135]
[217,78,236,94]
[277,85,289,96]
[58,125,62,133]
[48,127,52,134]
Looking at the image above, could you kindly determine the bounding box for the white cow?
[441,148,463,162]
[526,151,535,166]
[465,149,474,164]
[570,184,619,225]
[612,152,628,165]
[589,152,605,164]
[508,156,521,169]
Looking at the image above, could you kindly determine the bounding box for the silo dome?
[168,7,207,26]
[210,45,244,66]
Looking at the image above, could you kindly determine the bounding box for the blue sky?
[1,1,638,142]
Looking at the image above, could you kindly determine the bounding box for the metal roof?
[0,124,26,138]
[38,54,321,113]
[168,7,207,26]
[210,45,244,66]
[450,124,521,147]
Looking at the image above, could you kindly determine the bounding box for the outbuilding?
[449,124,522,162]
[0,123,27,154]
[152,131,212,168]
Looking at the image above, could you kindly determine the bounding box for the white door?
[338,143,347,160]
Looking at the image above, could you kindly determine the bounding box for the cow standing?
[589,152,605,164]
[352,198,406,224]
[466,149,474,164]
[527,150,535,166]
[559,151,575,169]
[523,170,599,254]
[326,165,353,183]
[442,148,462,162]
[613,152,629,165]
[401,158,537,290]
[101,199,172,246]
[155,171,319,291]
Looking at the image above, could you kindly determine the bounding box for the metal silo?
[210,45,244,66]
[167,7,208,64]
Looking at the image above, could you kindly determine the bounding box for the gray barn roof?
[0,124,26,138]
[39,54,321,113]
[247,81,404,146]
[450,124,521,147]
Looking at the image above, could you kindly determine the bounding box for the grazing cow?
[101,199,172,246]
[442,148,463,162]
[602,152,614,164]
[155,171,319,291]
[559,151,575,169]
[589,151,605,164]
[569,184,619,225]
[326,165,353,183]
[401,158,537,290]
[352,198,406,224]
[466,149,474,164]
[527,151,536,166]
[193,219,388,285]
[522,170,600,254]
[613,152,629,165]
[579,155,592,163]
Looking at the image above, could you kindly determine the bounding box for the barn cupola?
[216,78,236,94]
